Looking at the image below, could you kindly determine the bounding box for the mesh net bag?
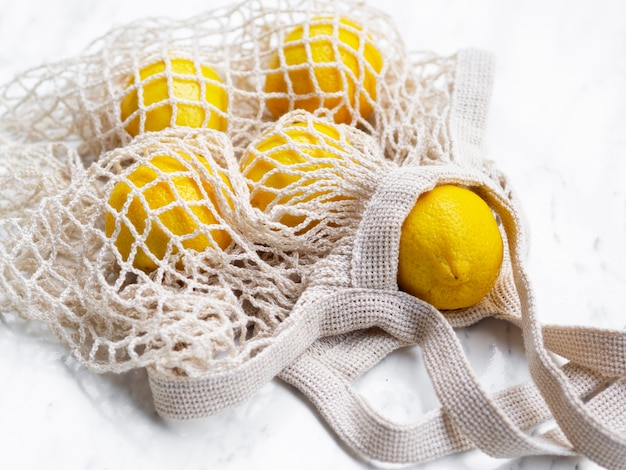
[1,0,625,468]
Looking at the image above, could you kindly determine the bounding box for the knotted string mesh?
[0,0,443,378]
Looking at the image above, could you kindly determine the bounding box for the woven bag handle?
[277,163,576,463]
[279,164,626,467]
[450,51,626,467]
[278,325,608,464]
[147,289,324,419]
[513,251,626,468]
[448,48,495,168]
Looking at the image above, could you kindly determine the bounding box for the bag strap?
[148,286,326,419]
[450,52,626,467]
[279,323,607,464]
[448,48,495,168]
[512,256,626,468]
[279,165,626,466]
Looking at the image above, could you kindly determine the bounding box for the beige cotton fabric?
[0,0,624,468]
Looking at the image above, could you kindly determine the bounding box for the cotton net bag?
[1,0,625,468]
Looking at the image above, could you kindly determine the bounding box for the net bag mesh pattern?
[0,0,412,377]
[1,0,625,468]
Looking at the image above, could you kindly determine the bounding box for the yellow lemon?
[105,151,232,272]
[120,57,228,137]
[239,120,350,231]
[264,16,383,124]
[397,185,504,310]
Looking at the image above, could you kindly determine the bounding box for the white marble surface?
[1,0,624,468]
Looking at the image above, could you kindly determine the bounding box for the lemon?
[105,151,232,272]
[397,185,504,310]
[239,119,350,231]
[264,16,383,124]
[120,57,228,137]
